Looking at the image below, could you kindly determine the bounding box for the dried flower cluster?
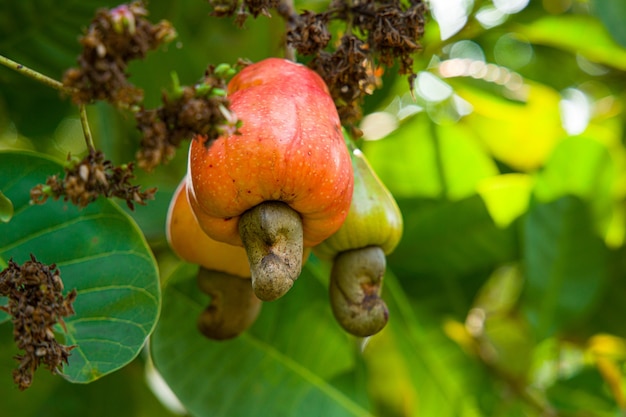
[0,255,77,390]
[62,1,176,108]
[135,64,241,171]
[287,0,427,125]
[206,0,427,127]
[208,0,280,26]
[30,149,156,210]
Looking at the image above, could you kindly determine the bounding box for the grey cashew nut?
[238,201,304,301]
[196,268,262,340]
[329,246,389,337]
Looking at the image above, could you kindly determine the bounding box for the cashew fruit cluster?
[167,58,402,341]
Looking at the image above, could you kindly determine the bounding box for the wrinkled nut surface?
[196,268,262,340]
[238,201,304,301]
[330,246,389,337]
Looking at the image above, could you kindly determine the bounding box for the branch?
[0,54,76,95]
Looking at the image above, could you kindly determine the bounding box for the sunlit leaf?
[0,151,160,383]
[362,115,443,198]
[522,196,609,340]
[456,81,564,170]
[477,173,534,228]
[363,115,498,200]
[517,14,626,70]
[438,122,499,200]
[150,261,370,417]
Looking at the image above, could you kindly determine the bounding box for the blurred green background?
[2,0,626,416]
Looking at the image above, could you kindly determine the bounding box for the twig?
[79,104,96,151]
[0,54,75,94]
[277,0,297,61]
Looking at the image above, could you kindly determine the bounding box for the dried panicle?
[286,11,332,56]
[0,255,77,390]
[207,0,280,26]
[280,0,427,125]
[352,0,426,73]
[309,35,378,124]
[135,65,240,171]
[29,149,156,210]
[63,1,176,108]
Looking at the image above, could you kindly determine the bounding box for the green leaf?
[455,81,564,171]
[477,173,534,228]
[362,115,498,200]
[517,14,626,70]
[547,367,618,416]
[0,190,13,222]
[390,195,518,280]
[0,324,179,417]
[522,196,609,339]
[150,260,371,417]
[371,272,502,416]
[362,115,442,199]
[0,151,160,383]
[534,136,617,245]
[591,0,626,49]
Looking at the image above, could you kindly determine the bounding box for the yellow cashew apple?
[167,177,260,340]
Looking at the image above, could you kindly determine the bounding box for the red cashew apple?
[188,58,354,301]
[167,178,260,340]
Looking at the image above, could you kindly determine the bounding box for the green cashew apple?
[315,135,403,337]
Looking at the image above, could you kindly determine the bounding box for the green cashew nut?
[329,246,389,337]
[196,268,262,340]
[238,201,304,301]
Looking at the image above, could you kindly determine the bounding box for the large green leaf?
[0,1,118,139]
[390,195,518,280]
[534,136,617,244]
[522,196,609,340]
[0,324,178,417]
[151,260,370,417]
[0,151,160,383]
[367,272,495,416]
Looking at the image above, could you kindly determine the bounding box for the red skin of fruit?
[188,58,353,248]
